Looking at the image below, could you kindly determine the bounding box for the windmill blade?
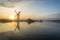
[14,10,18,18]
[17,11,21,14]
[18,11,20,14]
[14,11,21,19]
[15,10,17,14]
[15,10,21,13]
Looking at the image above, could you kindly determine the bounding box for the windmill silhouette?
[15,10,20,31]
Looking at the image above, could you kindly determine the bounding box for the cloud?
[0,2,14,8]
[0,0,27,8]
[8,0,22,2]
[0,0,36,8]
[0,0,15,8]
[8,0,37,2]
[0,0,21,8]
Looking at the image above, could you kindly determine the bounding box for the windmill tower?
[15,10,21,31]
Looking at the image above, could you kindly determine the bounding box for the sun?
[9,16,14,20]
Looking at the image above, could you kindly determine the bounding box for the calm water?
[0,22,60,34]
[0,22,60,40]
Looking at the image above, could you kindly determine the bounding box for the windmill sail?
[15,10,21,31]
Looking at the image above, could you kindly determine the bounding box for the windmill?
[15,10,21,31]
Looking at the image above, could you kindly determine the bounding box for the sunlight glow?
[10,15,14,20]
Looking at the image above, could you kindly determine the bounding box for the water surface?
[0,22,60,40]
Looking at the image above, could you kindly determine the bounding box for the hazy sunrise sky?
[0,0,60,19]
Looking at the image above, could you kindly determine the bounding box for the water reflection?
[0,21,60,40]
[0,21,60,32]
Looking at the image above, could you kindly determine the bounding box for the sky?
[0,0,60,19]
